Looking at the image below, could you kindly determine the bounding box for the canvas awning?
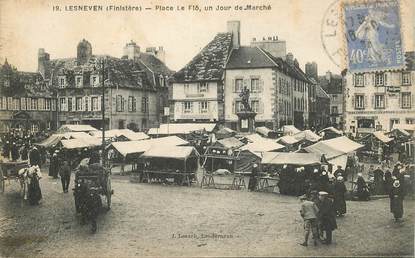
[216,137,245,149]
[147,123,217,135]
[56,124,98,133]
[261,152,321,166]
[109,136,189,157]
[255,126,276,137]
[215,127,236,140]
[293,130,321,142]
[91,129,149,141]
[36,132,94,148]
[282,125,301,135]
[392,124,415,133]
[276,135,300,145]
[304,136,363,159]
[240,134,285,153]
[141,146,199,160]
[60,137,102,149]
[372,131,393,143]
[319,126,343,136]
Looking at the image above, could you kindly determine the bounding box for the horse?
[18,165,42,202]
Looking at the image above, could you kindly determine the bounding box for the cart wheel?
[106,178,112,210]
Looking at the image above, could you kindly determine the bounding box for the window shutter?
[398,93,401,107]
[72,97,76,111]
[98,96,101,111]
[363,74,367,86]
[259,101,264,114]
[364,95,368,108]
[352,74,355,86]
[371,95,375,108]
[82,97,86,111]
[372,74,375,85]
[259,79,264,93]
[385,95,389,108]
[412,94,414,108]
[384,73,389,86]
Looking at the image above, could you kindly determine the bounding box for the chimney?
[77,39,92,65]
[123,41,140,60]
[326,71,332,82]
[38,48,50,79]
[156,46,166,63]
[286,53,294,65]
[227,20,240,49]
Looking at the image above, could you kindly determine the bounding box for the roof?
[282,125,301,135]
[276,135,300,145]
[293,130,322,142]
[226,47,275,69]
[90,129,149,141]
[60,137,101,149]
[372,131,393,143]
[36,132,94,148]
[392,124,415,132]
[141,146,198,160]
[172,33,233,82]
[216,137,245,149]
[261,152,322,166]
[255,126,274,137]
[147,123,217,135]
[316,84,330,99]
[304,136,363,159]
[241,134,285,152]
[319,126,343,135]
[56,124,98,133]
[110,136,188,157]
[318,74,342,94]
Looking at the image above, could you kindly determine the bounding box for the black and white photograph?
[0,0,414,257]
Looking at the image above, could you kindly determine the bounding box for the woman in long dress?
[334,176,347,216]
[389,180,404,222]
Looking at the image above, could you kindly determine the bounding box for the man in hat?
[59,160,71,193]
[29,146,41,167]
[333,165,344,179]
[278,164,289,194]
[389,179,404,222]
[299,195,319,246]
[10,142,19,161]
[373,166,384,195]
[319,169,329,192]
[318,191,337,244]
[334,176,347,216]
[248,163,259,191]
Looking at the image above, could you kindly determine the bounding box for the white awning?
[147,123,217,135]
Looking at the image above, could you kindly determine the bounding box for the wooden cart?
[0,160,29,193]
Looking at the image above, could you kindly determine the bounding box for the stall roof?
[392,124,415,133]
[141,146,199,160]
[276,135,300,145]
[293,130,322,142]
[255,126,273,137]
[372,131,393,143]
[110,136,189,157]
[56,124,98,133]
[216,137,245,149]
[282,125,301,135]
[261,152,321,165]
[60,137,102,149]
[319,126,343,135]
[91,129,149,141]
[36,132,94,148]
[304,136,363,159]
[148,123,217,135]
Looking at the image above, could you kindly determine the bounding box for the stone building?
[170,21,312,130]
[344,52,415,137]
[315,84,331,129]
[38,39,172,131]
[319,71,343,128]
[0,60,57,134]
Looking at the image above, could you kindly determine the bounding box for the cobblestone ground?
[0,170,413,257]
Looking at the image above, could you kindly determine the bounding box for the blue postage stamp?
[343,0,404,72]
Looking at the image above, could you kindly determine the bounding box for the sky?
[0,0,413,75]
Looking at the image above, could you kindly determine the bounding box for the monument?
[236,87,257,133]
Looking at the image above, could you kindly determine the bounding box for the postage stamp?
[342,0,405,72]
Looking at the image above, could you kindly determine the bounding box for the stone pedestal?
[236,111,257,133]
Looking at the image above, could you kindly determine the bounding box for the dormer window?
[58,76,66,88]
[91,75,99,87]
[75,75,83,87]
[198,82,208,93]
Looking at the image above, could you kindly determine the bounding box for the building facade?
[319,71,343,128]
[315,84,331,129]
[344,52,415,137]
[170,21,311,130]
[38,39,172,131]
[0,60,57,134]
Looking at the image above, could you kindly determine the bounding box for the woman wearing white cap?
[334,176,347,216]
[356,173,370,201]
[389,179,404,222]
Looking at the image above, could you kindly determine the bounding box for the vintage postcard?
[0,0,414,257]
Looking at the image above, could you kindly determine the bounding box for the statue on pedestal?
[239,87,251,112]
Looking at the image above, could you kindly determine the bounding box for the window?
[31,98,38,110]
[406,118,414,124]
[12,98,19,110]
[199,101,208,113]
[331,106,338,114]
[250,78,260,92]
[235,79,243,92]
[402,72,411,85]
[91,75,99,87]
[183,101,193,113]
[235,101,243,113]
[38,98,45,110]
[31,124,39,133]
[20,98,26,110]
[76,97,82,111]
[67,97,72,112]
[159,76,165,87]
[4,79,10,87]
[92,97,99,111]
[60,98,66,111]
[355,95,364,109]
[141,97,148,113]
[59,76,66,88]
[45,98,51,110]
[75,76,83,87]
[374,94,385,109]
[198,82,208,93]
[184,83,190,94]
[401,92,411,108]
[251,100,259,113]
[116,95,123,112]
[0,97,6,110]
[355,74,364,86]
[332,94,338,101]
[51,99,56,111]
[128,96,136,112]
[375,73,384,86]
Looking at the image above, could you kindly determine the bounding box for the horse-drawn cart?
[73,162,113,212]
[0,160,29,193]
